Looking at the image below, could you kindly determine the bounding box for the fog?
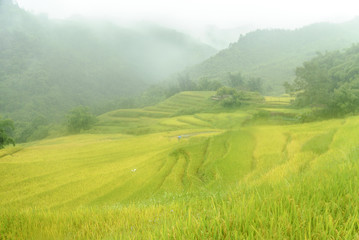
[16,1,358,28]
[15,0,359,27]
[14,0,359,49]
[2,0,359,142]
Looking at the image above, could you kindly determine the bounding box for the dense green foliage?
[212,86,264,108]
[290,44,359,117]
[14,115,51,143]
[187,18,359,95]
[0,117,15,148]
[227,72,263,93]
[0,1,215,138]
[66,106,97,134]
[141,72,262,109]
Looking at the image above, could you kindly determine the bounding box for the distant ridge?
[0,1,216,122]
[187,18,359,95]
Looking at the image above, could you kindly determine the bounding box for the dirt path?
[171,131,220,139]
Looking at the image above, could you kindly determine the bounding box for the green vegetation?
[215,87,264,107]
[301,129,336,154]
[227,72,263,93]
[66,106,97,134]
[1,91,359,238]
[287,44,359,118]
[0,1,215,141]
[0,117,15,149]
[3,0,359,144]
[187,19,359,95]
[3,2,359,238]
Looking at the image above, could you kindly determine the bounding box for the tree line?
[286,44,359,117]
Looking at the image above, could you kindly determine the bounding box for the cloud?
[16,0,359,29]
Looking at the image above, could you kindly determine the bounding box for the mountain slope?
[0,0,216,122]
[187,18,359,94]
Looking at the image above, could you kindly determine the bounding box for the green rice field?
[1,92,359,239]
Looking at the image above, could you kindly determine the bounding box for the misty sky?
[15,0,359,30]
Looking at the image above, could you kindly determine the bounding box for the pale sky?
[15,0,359,30]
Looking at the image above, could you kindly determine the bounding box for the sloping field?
[1,92,359,239]
[94,91,217,134]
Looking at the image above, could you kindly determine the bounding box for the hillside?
[0,0,216,123]
[1,92,359,238]
[187,18,359,94]
[290,44,359,116]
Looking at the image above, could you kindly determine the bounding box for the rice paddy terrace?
[1,91,359,239]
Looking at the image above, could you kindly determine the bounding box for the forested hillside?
[187,18,359,94]
[290,44,359,117]
[0,0,215,124]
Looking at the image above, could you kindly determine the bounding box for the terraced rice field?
[1,92,359,239]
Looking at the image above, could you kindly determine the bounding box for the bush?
[66,106,97,134]
[0,117,15,148]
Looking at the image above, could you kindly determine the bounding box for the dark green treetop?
[0,117,15,149]
[66,106,97,134]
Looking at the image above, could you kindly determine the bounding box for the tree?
[0,117,15,149]
[216,87,241,107]
[177,73,197,91]
[16,115,49,143]
[332,80,359,115]
[289,44,359,116]
[283,81,293,95]
[66,106,97,133]
[246,77,263,93]
[227,72,244,89]
[198,77,223,91]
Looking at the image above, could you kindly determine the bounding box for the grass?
[1,91,359,239]
[264,95,294,105]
